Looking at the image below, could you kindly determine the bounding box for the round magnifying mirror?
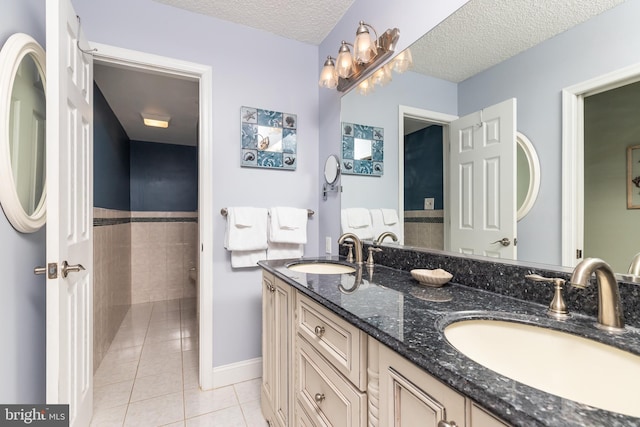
[516,132,540,221]
[324,154,341,185]
[0,33,47,233]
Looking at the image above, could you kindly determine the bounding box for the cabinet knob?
[314,325,325,337]
[437,421,458,427]
[314,393,325,404]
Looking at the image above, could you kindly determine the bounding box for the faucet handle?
[366,247,383,267]
[525,274,569,320]
[343,242,354,263]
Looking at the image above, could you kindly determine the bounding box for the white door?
[449,98,516,259]
[46,0,94,425]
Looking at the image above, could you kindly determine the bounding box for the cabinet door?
[378,342,466,427]
[261,273,293,427]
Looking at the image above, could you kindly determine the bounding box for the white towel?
[267,242,304,260]
[341,209,374,240]
[370,209,401,241]
[268,207,307,244]
[224,207,268,251]
[346,208,371,228]
[231,249,266,268]
[381,208,399,225]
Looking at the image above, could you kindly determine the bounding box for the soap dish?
[410,268,453,287]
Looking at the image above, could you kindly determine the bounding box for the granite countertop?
[258,257,640,427]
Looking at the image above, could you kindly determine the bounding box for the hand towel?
[340,209,374,240]
[381,208,399,225]
[231,249,266,268]
[370,208,401,241]
[267,242,304,260]
[346,208,371,228]
[224,207,268,251]
[268,207,307,244]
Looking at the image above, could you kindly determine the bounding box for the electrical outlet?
[325,236,332,254]
[424,198,435,210]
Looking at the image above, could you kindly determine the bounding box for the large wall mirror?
[340,0,640,275]
[0,33,47,233]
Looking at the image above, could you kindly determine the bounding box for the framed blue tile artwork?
[341,122,383,176]
[241,106,297,170]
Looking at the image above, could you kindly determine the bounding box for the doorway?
[398,106,456,249]
[561,63,640,269]
[90,43,214,391]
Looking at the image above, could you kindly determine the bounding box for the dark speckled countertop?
[258,257,640,427]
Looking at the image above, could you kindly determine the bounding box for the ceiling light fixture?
[319,21,400,93]
[141,113,170,128]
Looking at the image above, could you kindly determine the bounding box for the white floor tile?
[90,404,127,427]
[183,364,199,391]
[184,386,239,419]
[234,378,262,404]
[124,392,184,427]
[137,352,182,378]
[140,338,182,359]
[182,350,198,369]
[185,406,246,427]
[93,380,134,410]
[181,337,198,351]
[100,345,143,366]
[241,400,269,427]
[145,327,182,343]
[94,360,138,387]
[130,371,183,402]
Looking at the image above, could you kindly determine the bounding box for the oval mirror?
[516,132,540,221]
[324,154,341,185]
[0,33,47,233]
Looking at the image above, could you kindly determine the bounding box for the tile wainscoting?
[404,210,444,249]
[94,208,132,371]
[130,211,198,304]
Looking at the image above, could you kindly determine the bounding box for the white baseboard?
[211,357,262,389]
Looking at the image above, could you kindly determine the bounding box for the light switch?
[424,198,435,210]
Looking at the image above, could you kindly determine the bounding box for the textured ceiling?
[411,0,626,82]
[152,0,356,45]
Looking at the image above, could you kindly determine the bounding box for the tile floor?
[91,298,267,426]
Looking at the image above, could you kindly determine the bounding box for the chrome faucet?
[374,231,398,246]
[628,252,640,276]
[570,258,624,332]
[338,233,363,265]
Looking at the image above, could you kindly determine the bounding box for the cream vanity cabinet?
[261,271,509,427]
[262,272,294,427]
[374,339,509,427]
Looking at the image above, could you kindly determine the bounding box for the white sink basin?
[286,262,356,275]
[444,319,640,417]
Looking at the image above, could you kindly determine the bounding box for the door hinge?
[577,249,583,259]
[47,263,58,279]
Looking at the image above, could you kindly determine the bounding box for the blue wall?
[130,141,198,212]
[94,83,131,210]
[404,126,444,210]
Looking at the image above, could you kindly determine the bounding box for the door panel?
[450,98,516,259]
[46,0,93,425]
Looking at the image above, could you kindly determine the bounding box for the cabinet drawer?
[296,293,367,390]
[296,337,367,427]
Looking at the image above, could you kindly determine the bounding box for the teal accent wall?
[93,83,131,210]
[404,126,444,210]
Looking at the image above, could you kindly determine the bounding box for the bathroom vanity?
[259,255,640,427]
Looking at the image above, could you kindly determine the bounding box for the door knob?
[61,261,85,278]
[491,237,511,247]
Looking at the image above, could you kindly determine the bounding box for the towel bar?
[221,208,314,218]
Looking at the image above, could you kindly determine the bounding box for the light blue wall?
[73,0,320,367]
[318,0,470,253]
[458,0,640,265]
[0,0,46,404]
[340,71,457,211]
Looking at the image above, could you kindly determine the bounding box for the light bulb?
[354,21,377,64]
[336,41,354,79]
[318,56,338,89]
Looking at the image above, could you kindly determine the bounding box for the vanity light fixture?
[319,21,400,93]
[141,112,170,128]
